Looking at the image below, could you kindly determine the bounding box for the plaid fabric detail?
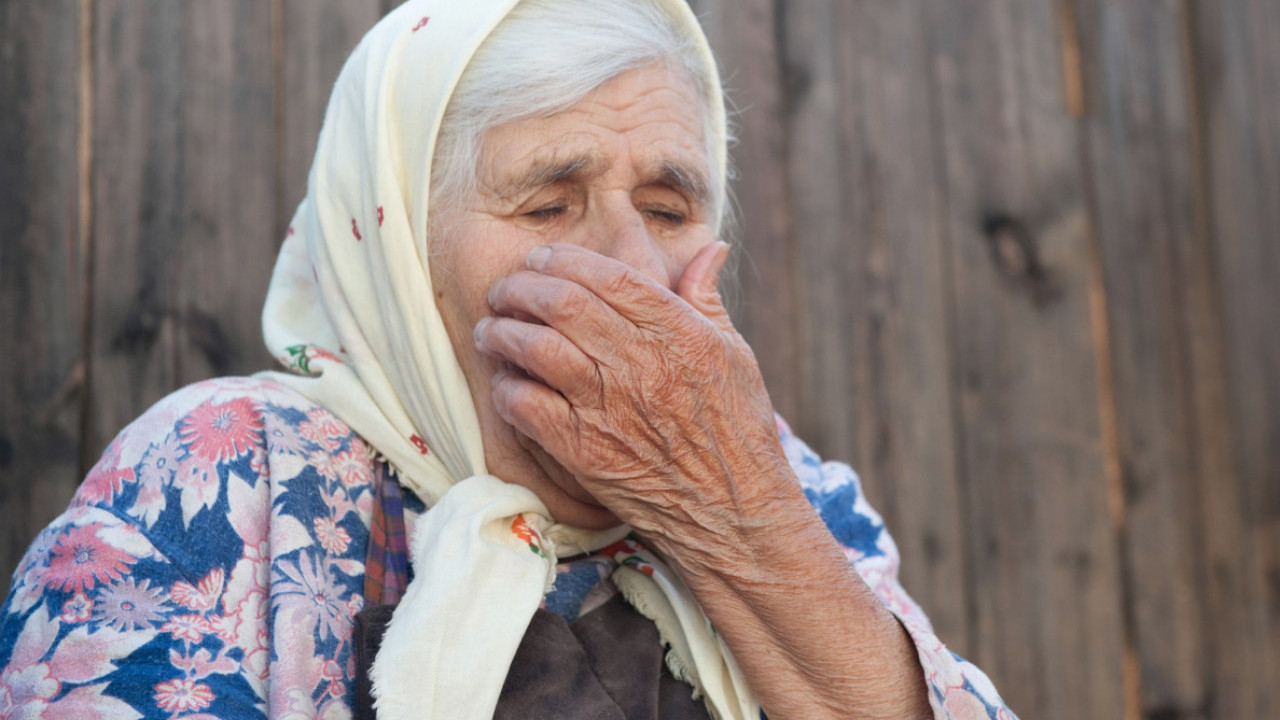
[363,466,410,605]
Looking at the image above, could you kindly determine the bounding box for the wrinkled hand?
[476,243,938,719]
[473,242,797,549]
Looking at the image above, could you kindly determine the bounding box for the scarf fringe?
[611,566,716,715]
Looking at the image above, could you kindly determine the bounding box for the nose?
[585,198,677,289]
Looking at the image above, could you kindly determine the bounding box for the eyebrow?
[500,153,712,206]
[656,161,711,206]
[501,154,597,198]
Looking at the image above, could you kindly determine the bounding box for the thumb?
[676,241,734,332]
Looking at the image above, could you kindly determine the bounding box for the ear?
[676,242,734,333]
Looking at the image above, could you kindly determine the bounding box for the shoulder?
[76,377,361,510]
[70,376,378,555]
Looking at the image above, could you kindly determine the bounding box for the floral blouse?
[0,377,1016,719]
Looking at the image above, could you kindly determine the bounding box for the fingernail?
[487,278,504,308]
[526,245,552,271]
[473,317,492,344]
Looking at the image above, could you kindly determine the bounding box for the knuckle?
[604,268,646,298]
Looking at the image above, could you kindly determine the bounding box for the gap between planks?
[76,0,95,479]
[1056,1,1142,718]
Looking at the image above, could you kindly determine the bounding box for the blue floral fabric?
[0,377,1016,719]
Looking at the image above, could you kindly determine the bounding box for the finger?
[523,244,685,325]
[489,369,581,465]
[675,241,734,334]
[487,270,635,361]
[474,316,603,408]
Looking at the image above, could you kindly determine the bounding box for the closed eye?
[644,208,685,227]
[524,206,567,221]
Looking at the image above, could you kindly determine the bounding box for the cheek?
[427,229,535,373]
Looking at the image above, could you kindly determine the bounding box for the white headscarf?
[259,0,754,717]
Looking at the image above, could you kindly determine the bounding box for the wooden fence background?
[2,1,1277,718]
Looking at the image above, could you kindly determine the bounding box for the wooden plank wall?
[1,1,1276,718]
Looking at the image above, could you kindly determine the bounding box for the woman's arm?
[651,458,935,719]
[478,242,1013,718]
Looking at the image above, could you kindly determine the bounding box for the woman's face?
[429,62,717,529]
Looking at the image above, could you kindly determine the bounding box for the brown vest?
[352,593,713,720]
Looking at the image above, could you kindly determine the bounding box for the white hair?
[429,0,728,234]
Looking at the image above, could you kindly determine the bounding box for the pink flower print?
[322,659,345,698]
[940,684,993,718]
[250,445,270,480]
[162,614,212,643]
[138,432,185,487]
[272,553,350,642]
[299,408,347,452]
[313,517,351,555]
[310,408,350,439]
[45,523,134,593]
[93,577,169,631]
[169,648,238,681]
[153,677,215,713]
[377,206,385,226]
[265,414,309,456]
[171,568,224,612]
[412,16,430,32]
[78,463,135,504]
[175,452,221,527]
[179,397,263,463]
[333,448,373,489]
[308,448,340,482]
[60,592,93,624]
[348,436,373,462]
[0,662,60,718]
[351,218,362,241]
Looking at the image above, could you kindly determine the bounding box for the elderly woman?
[0,1,1015,718]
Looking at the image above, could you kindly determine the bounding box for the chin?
[486,429,624,531]
[540,493,624,531]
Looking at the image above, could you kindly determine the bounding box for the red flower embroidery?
[512,515,537,543]
[410,434,429,455]
[412,16,430,32]
[511,515,544,557]
[377,206,385,226]
[351,218,362,241]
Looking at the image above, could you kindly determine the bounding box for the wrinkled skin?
[429,63,931,720]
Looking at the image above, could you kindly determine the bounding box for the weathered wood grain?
[1191,0,1280,716]
[926,0,1128,716]
[278,0,383,238]
[0,2,1276,715]
[1070,1,1247,717]
[689,0,802,424]
[85,0,278,463]
[0,0,84,599]
[772,0,973,653]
